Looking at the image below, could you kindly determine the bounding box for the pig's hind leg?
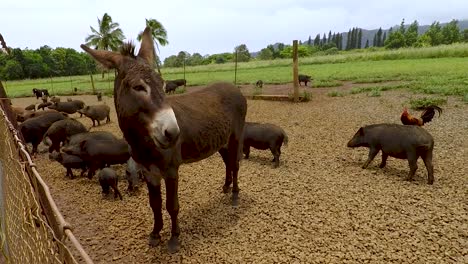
[421,150,434,185]
[405,151,418,182]
[362,147,380,169]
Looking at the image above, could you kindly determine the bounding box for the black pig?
[298,74,312,86]
[37,102,53,110]
[48,100,85,115]
[62,138,130,179]
[25,104,36,111]
[19,112,68,155]
[78,104,110,126]
[347,123,435,184]
[43,119,88,153]
[63,131,117,148]
[49,151,87,179]
[98,168,123,200]
[243,122,288,168]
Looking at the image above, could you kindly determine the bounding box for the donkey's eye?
[133,85,147,93]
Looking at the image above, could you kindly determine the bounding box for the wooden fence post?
[292,40,299,102]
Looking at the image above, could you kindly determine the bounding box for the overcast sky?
[1,0,467,60]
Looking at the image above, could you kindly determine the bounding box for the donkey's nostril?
[164,126,180,142]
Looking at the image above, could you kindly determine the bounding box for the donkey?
[81,27,247,253]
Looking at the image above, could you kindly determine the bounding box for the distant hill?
[251,19,468,57]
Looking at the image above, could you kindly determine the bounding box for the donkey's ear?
[80,44,122,69]
[137,27,155,65]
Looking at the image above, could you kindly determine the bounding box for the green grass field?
[3,44,468,99]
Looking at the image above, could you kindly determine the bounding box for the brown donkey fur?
[81,27,247,253]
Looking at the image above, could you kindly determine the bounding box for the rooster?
[401,105,442,126]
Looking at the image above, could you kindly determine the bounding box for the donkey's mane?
[120,41,136,58]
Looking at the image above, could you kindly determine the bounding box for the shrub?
[409,97,447,109]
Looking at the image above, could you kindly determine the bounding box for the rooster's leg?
[362,147,380,169]
[379,153,388,168]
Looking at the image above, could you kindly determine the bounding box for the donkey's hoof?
[231,192,239,206]
[167,236,180,253]
[148,233,162,247]
[222,186,232,193]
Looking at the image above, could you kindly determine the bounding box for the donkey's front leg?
[146,181,163,247]
[165,168,180,253]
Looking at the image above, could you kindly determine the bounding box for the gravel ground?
[11,85,468,263]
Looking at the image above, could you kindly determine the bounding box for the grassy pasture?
[3,44,468,99]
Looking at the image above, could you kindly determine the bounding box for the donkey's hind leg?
[228,135,242,206]
[219,147,232,193]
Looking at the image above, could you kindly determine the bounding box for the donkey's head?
[80,27,179,152]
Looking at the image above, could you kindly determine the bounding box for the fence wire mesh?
[0,105,93,264]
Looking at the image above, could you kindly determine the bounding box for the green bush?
[327,90,344,97]
[409,97,447,109]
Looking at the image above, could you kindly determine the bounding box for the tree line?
[0,13,169,81]
[2,16,468,79]
[164,19,468,67]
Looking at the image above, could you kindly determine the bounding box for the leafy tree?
[163,55,179,67]
[463,29,468,42]
[257,48,274,60]
[423,22,443,46]
[385,31,405,49]
[307,36,312,46]
[328,31,332,44]
[187,53,203,66]
[85,13,125,78]
[375,27,383,47]
[1,60,24,80]
[234,44,250,62]
[313,34,321,46]
[365,39,369,48]
[23,49,47,78]
[85,13,125,51]
[357,29,362,49]
[405,20,419,47]
[346,29,352,50]
[441,19,461,44]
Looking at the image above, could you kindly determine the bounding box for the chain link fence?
[0,104,93,264]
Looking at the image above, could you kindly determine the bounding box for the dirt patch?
[10,90,467,263]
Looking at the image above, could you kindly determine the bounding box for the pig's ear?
[358,127,364,135]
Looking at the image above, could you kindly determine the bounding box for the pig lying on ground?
[49,151,87,179]
[347,123,435,184]
[43,118,88,153]
[78,104,110,126]
[98,168,123,200]
[242,122,288,168]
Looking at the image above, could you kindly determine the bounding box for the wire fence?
[0,104,93,264]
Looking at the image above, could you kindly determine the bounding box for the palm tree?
[85,13,125,78]
[137,18,169,74]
